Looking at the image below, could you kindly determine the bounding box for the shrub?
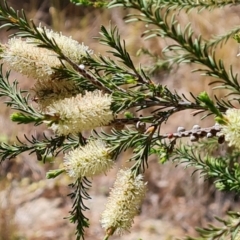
[0,0,240,239]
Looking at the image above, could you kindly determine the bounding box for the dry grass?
[1,1,240,239]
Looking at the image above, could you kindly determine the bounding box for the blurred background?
[1,0,240,239]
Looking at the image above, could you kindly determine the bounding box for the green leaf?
[11,112,43,124]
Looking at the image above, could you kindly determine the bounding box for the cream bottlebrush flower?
[101,169,146,235]
[32,78,81,110]
[46,90,113,135]
[64,140,113,178]
[220,108,240,149]
[35,27,93,64]
[0,38,61,80]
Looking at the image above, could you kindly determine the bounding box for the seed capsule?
[218,135,225,144]
[190,134,198,142]
[192,125,200,130]
[206,132,213,138]
[136,121,146,133]
[177,126,185,132]
[113,121,125,131]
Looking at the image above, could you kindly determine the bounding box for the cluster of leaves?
[173,141,240,192]
[70,0,108,7]
[185,211,240,240]
[0,0,240,239]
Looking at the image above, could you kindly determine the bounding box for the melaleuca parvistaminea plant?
[217,108,240,150]
[1,0,240,239]
[0,31,92,80]
[32,78,81,110]
[101,169,146,236]
[1,37,60,80]
[45,90,114,135]
[63,139,114,178]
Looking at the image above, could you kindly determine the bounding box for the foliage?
[184,212,240,240]
[70,0,107,7]
[0,0,240,239]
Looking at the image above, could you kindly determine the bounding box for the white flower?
[35,27,93,64]
[220,108,240,149]
[46,90,113,135]
[64,140,113,178]
[0,38,61,80]
[101,169,146,235]
[1,30,92,80]
[32,78,80,110]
